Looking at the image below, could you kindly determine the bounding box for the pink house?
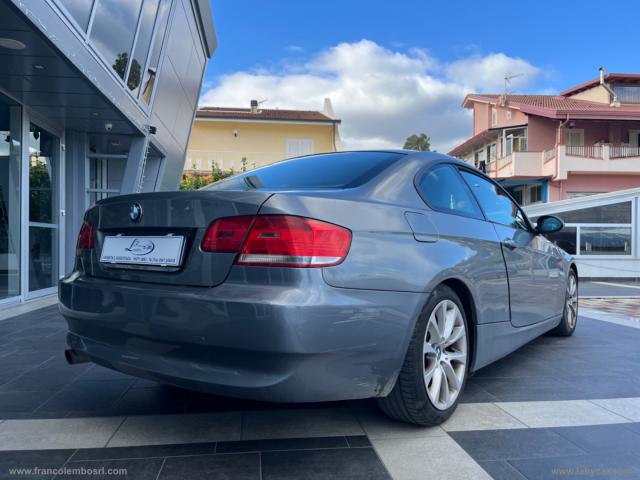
[448,69,640,205]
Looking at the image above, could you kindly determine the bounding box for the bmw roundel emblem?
[129,203,142,222]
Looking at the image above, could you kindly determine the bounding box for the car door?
[458,169,564,327]
[411,164,511,326]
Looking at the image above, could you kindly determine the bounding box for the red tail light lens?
[201,216,255,252]
[76,221,94,255]
[237,215,351,267]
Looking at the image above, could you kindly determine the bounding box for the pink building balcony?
[556,144,640,180]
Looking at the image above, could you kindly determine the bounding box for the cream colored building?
[186,99,341,172]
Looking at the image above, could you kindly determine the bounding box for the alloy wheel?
[423,299,467,410]
[566,274,578,329]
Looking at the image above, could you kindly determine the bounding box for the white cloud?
[200,40,541,152]
[444,53,540,91]
[285,45,305,54]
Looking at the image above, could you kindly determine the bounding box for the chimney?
[250,99,259,114]
[598,67,619,106]
[322,98,335,118]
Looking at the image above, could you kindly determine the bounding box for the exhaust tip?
[65,348,90,365]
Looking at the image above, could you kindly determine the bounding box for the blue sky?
[202,0,636,151]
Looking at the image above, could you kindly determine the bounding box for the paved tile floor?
[1,304,639,479]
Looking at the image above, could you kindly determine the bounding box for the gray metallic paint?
[59,151,575,402]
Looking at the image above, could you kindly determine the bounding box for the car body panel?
[492,223,567,327]
[58,150,576,403]
[60,268,427,401]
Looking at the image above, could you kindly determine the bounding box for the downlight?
[0,38,26,50]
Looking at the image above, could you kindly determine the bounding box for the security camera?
[104,122,113,132]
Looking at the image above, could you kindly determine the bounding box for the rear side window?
[203,152,404,191]
[459,170,530,230]
[417,165,482,219]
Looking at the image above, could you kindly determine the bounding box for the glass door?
[27,123,59,294]
[0,101,21,304]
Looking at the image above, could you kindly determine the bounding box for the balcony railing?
[543,148,555,162]
[610,145,640,159]
[565,145,603,158]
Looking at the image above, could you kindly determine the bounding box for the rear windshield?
[202,151,404,191]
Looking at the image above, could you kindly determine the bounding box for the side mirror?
[536,215,564,234]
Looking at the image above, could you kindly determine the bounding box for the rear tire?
[549,270,578,337]
[377,285,469,426]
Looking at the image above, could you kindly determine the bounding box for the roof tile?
[196,107,340,123]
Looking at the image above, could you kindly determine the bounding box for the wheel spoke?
[424,364,435,385]
[446,350,467,365]
[441,303,456,342]
[429,366,443,400]
[441,360,461,391]
[428,312,442,344]
[443,325,465,348]
[440,368,450,405]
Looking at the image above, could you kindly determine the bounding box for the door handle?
[502,238,517,250]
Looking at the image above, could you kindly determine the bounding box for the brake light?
[76,221,94,255]
[201,216,255,252]
[237,215,351,267]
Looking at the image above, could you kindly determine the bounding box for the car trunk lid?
[80,190,273,287]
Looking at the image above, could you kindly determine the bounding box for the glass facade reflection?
[532,201,634,257]
[580,227,632,255]
[141,0,172,104]
[61,0,173,105]
[90,0,143,79]
[58,0,95,31]
[127,0,160,95]
[28,124,59,292]
[0,99,21,301]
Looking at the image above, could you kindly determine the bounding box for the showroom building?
[527,187,640,278]
[0,0,216,306]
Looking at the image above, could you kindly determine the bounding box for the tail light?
[201,216,254,253]
[76,221,94,256]
[201,215,351,267]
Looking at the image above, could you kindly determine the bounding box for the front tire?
[549,270,578,336]
[377,285,469,426]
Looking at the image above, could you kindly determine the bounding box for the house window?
[286,139,315,159]
[505,183,543,206]
[613,85,640,103]
[491,108,497,126]
[488,144,497,161]
[565,129,584,155]
[529,184,542,204]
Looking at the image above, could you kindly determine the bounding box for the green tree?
[127,59,141,91]
[112,52,129,79]
[403,133,431,151]
[179,164,235,190]
[241,157,248,172]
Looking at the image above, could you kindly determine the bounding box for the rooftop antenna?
[504,72,523,97]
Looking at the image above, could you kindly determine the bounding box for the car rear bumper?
[59,269,427,402]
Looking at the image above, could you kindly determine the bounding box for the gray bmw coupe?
[60,151,577,425]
